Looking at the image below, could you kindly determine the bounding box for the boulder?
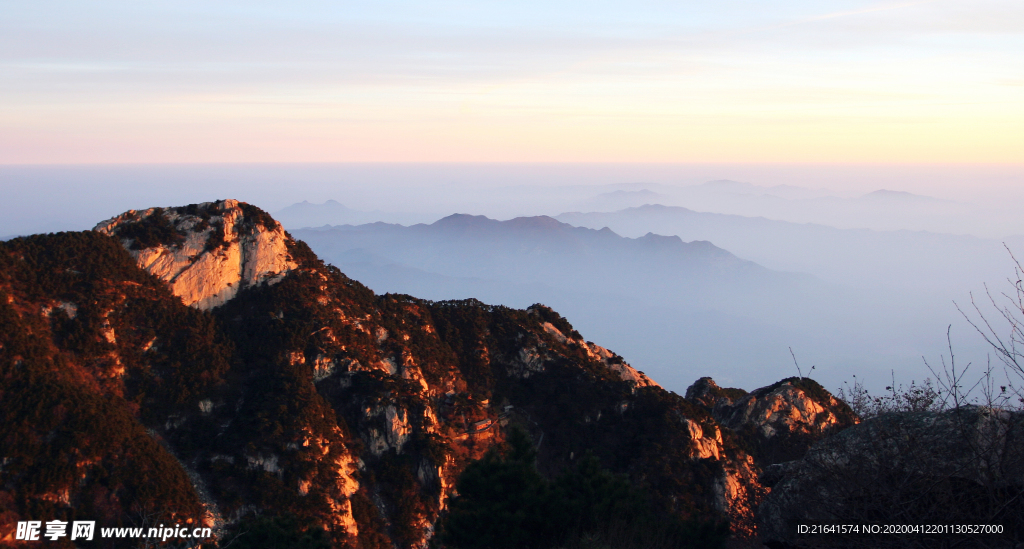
[95,200,297,310]
[688,377,859,466]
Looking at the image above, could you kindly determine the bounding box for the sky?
[2,0,1023,164]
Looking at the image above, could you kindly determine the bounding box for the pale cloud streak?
[0,0,1021,163]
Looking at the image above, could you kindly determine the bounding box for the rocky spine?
[0,200,863,548]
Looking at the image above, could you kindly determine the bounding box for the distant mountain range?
[556,204,1023,294]
[293,213,790,303]
[265,192,1009,393]
[274,200,427,229]
[268,177,1002,238]
[653,181,983,234]
[289,213,981,393]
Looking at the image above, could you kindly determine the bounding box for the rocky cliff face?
[94,199,298,310]
[687,376,859,466]
[0,200,861,548]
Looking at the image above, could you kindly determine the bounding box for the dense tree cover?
[487,358,736,523]
[0,232,234,411]
[210,256,737,548]
[0,232,235,544]
[437,429,728,549]
[238,202,280,233]
[109,207,188,250]
[0,295,204,546]
[438,429,554,549]
[0,228,369,545]
[1,232,155,301]
[207,253,415,546]
[220,513,330,549]
[370,451,438,548]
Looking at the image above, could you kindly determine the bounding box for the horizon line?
[3,161,1024,167]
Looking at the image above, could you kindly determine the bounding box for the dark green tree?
[219,514,330,549]
[437,429,729,549]
[551,452,647,536]
[439,429,556,549]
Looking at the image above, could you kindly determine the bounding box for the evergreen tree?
[437,429,729,549]
[220,514,330,549]
[440,429,555,549]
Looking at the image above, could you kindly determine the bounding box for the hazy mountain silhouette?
[576,189,669,211]
[273,199,426,229]
[293,213,802,308]
[666,183,976,234]
[556,204,1022,293]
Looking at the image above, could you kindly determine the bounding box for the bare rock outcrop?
[583,341,659,389]
[688,377,858,466]
[686,376,748,413]
[529,304,659,389]
[95,200,298,310]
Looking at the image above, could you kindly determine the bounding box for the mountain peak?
[505,215,564,230]
[431,214,569,233]
[433,213,493,226]
[94,199,298,310]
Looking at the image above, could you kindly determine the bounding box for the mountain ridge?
[555,203,1024,291]
[0,199,857,548]
[291,212,795,298]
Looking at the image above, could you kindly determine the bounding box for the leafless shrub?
[955,244,1024,411]
[770,249,1024,548]
[837,375,944,420]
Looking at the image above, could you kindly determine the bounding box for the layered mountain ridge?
[290,211,830,391]
[0,200,857,548]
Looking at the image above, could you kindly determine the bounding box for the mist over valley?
[2,162,1020,396]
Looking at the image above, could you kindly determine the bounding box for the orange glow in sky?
[1,0,1022,164]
